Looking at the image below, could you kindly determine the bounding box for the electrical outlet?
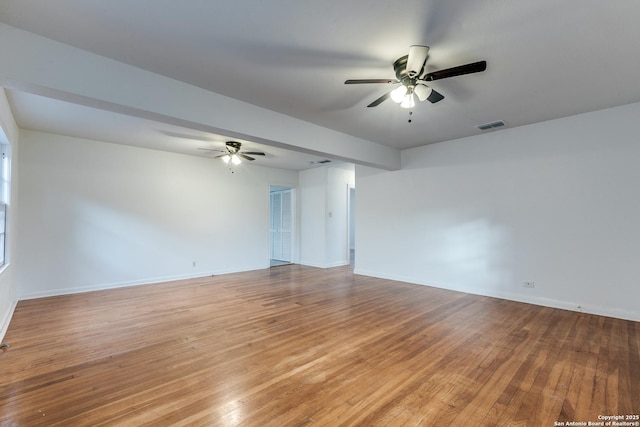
[192,261,196,267]
[523,281,535,288]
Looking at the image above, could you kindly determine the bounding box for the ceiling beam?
[0,24,400,171]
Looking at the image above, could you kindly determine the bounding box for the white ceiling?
[2,0,640,166]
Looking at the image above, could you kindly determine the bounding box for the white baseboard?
[354,268,640,323]
[0,298,18,343]
[19,265,267,300]
[325,260,349,268]
[299,260,349,269]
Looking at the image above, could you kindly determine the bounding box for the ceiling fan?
[345,45,486,108]
[198,141,265,165]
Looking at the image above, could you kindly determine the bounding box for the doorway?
[269,186,294,267]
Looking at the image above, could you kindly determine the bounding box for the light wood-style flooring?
[1,265,638,426]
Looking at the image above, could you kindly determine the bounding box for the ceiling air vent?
[476,120,506,131]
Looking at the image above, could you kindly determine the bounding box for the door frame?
[268,184,297,266]
[347,184,355,266]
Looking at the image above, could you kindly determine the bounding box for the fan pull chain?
[408,111,413,123]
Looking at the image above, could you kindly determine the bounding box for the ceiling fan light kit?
[400,90,416,109]
[220,154,241,165]
[413,84,432,102]
[390,85,407,103]
[345,45,486,109]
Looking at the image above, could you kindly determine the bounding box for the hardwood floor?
[1,265,638,426]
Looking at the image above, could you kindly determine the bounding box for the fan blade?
[214,153,229,158]
[345,79,398,84]
[423,60,487,81]
[406,45,429,77]
[427,89,444,103]
[242,151,265,156]
[239,154,255,161]
[198,147,224,152]
[367,91,391,107]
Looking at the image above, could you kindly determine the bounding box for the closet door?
[270,189,293,262]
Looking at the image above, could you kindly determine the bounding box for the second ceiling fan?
[198,141,265,165]
[345,45,486,108]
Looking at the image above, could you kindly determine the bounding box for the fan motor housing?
[226,141,241,152]
[393,55,420,86]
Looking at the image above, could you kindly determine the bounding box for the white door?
[270,189,293,262]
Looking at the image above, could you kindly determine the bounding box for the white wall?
[17,130,298,299]
[356,101,640,322]
[299,164,354,268]
[299,167,327,267]
[0,89,19,341]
